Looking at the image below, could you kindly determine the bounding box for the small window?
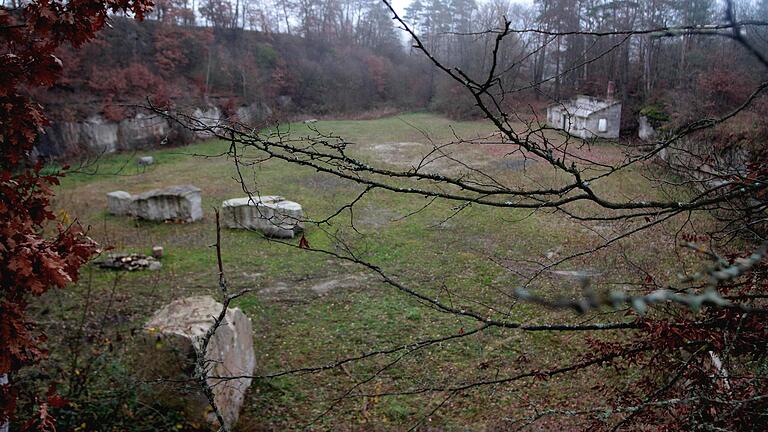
[598,118,607,132]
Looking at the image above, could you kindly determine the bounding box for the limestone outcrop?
[36,113,173,158]
[191,106,223,138]
[106,185,203,222]
[138,296,255,430]
[221,195,304,238]
[36,103,278,159]
[234,102,273,126]
[638,115,658,141]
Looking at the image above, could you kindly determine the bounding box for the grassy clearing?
[40,112,708,430]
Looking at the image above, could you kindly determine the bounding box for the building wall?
[546,103,620,139]
[583,104,621,139]
[546,106,573,131]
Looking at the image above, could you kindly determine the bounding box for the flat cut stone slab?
[106,185,203,222]
[138,296,255,430]
[221,195,304,238]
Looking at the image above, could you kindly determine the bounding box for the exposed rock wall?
[35,103,273,159]
[36,113,174,159]
[235,102,273,127]
[191,106,223,139]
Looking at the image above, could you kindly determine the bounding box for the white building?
[546,94,622,139]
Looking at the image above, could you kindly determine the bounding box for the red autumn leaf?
[46,393,67,409]
[298,234,310,249]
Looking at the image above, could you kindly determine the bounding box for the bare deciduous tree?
[150,0,768,429]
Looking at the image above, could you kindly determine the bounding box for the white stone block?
[221,195,304,238]
[140,296,255,430]
[132,185,202,222]
[106,191,134,216]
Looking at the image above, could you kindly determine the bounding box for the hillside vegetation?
[40,18,430,123]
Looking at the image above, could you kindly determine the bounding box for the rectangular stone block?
[221,195,304,238]
[132,185,203,222]
[106,190,134,216]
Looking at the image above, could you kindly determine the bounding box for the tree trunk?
[1,374,7,432]
[554,37,561,99]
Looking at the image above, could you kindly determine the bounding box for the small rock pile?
[95,253,162,271]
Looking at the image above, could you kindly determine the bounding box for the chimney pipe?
[607,81,615,100]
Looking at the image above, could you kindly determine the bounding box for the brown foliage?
[0,0,153,427]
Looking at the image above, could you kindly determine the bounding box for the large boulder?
[132,185,203,222]
[221,195,304,238]
[138,296,255,430]
[106,191,134,216]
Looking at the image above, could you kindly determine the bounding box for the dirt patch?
[368,140,541,175]
[308,274,369,295]
[495,158,538,171]
[257,273,371,300]
[356,203,403,228]
[371,141,423,152]
[370,141,428,166]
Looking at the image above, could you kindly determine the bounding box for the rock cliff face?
[235,102,273,127]
[35,113,176,158]
[35,103,272,159]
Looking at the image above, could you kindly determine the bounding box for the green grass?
[36,112,708,431]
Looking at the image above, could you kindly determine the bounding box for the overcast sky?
[392,0,533,16]
[387,0,535,22]
[389,0,410,18]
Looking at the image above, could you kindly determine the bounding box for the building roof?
[548,95,620,118]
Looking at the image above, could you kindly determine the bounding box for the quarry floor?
[41,113,707,431]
